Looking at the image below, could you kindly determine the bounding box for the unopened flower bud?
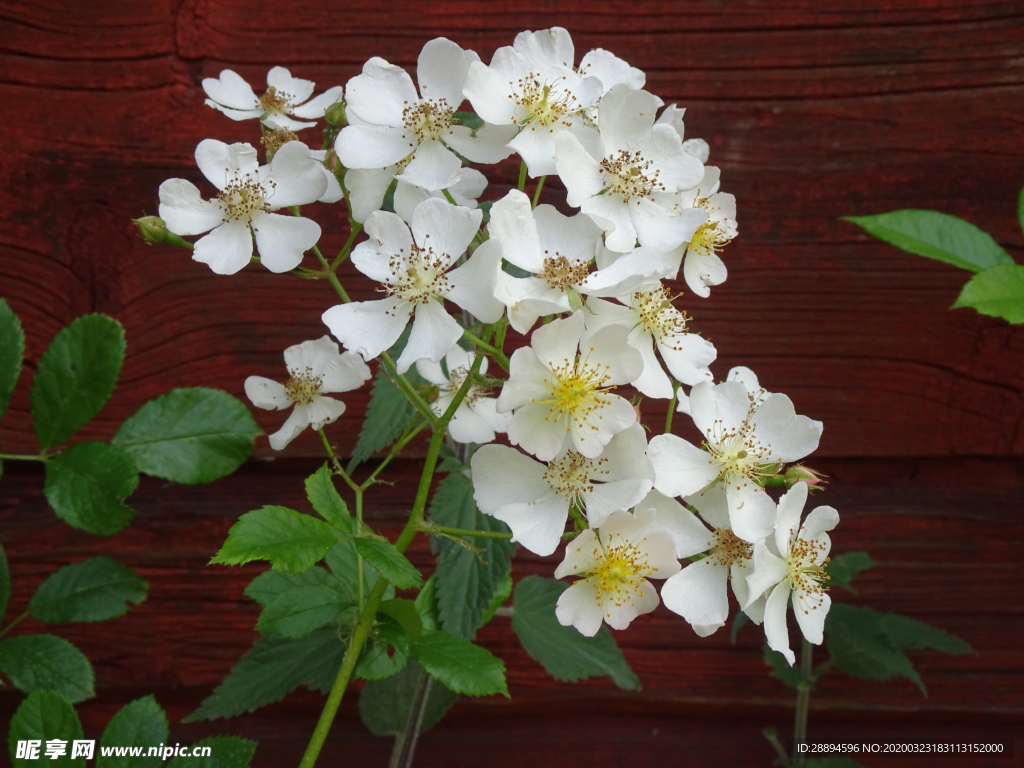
[133,216,168,245]
[784,465,826,489]
[325,101,347,127]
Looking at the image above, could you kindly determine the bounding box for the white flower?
[462,27,604,176]
[394,169,487,223]
[487,190,670,333]
[744,482,838,664]
[674,364,768,417]
[321,198,503,374]
[582,289,717,400]
[674,166,738,298]
[158,140,327,275]
[554,85,707,253]
[648,378,822,542]
[202,67,342,131]
[656,485,766,637]
[335,38,517,221]
[415,346,510,444]
[554,509,681,636]
[308,149,344,204]
[471,423,655,555]
[244,336,371,450]
[496,311,642,461]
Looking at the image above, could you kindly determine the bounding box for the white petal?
[335,125,416,169]
[582,194,637,253]
[579,48,645,93]
[631,338,674,400]
[569,395,636,460]
[322,297,410,360]
[793,588,830,646]
[321,350,373,393]
[683,138,710,163]
[688,381,751,441]
[417,37,474,107]
[659,333,717,388]
[158,178,223,236]
[555,528,598,578]
[447,403,498,444]
[411,197,482,261]
[446,239,504,322]
[637,124,705,192]
[774,481,808,555]
[344,167,397,223]
[496,347,552,411]
[471,444,550,513]
[364,209,415,262]
[506,402,570,462]
[202,70,260,110]
[393,181,430,223]
[244,376,290,410]
[763,581,795,665]
[345,57,417,126]
[192,221,252,275]
[534,204,602,264]
[596,85,661,153]
[291,85,344,119]
[684,483,730,530]
[305,395,347,431]
[602,577,660,630]
[266,142,328,208]
[554,131,605,208]
[397,140,462,192]
[266,66,315,105]
[531,310,584,371]
[632,199,702,252]
[683,245,728,298]
[555,579,604,637]
[462,60,517,124]
[601,421,656,483]
[661,558,729,628]
[509,125,560,177]
[468,398,512,436]
[751,393,823,465]
[488,190,543,272]
[802,505,839,547]
[725,483,777,543]
[493,491,569,557]
[268,404,310,451]
[514,27,574,69]
[349,241,396,284]
[745,540,790,603]
[584,479,652,528]
[648,433,719,498]
[252,212,320,273]
[195,139,259,191]
[654,103,686,142]
[415,357,448,386]
[262,113,316,131]
[444,123,518,164]
[284,335,337,377]
[587,318,644,385]
[204,101,264,122]
[395,300,462,374]
[640,489,713,558]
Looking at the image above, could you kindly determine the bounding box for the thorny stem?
[517,160,527,192]
[532,176,546,207]
[665,381,678,433]
[793,637,814,767]
[389,667,432,768]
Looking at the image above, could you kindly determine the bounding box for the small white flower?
[554,509,681,636]
[415,346,510,444]
[582,288,717,400]
[394,169,487,223]
[158,139,327,275]
[673,166,738,298]
[471,423,655,555]
[554,85,707,253]
[744,482,838,664]
[496,311,642,461]
[487,190,670,333]
[321,198,503,374]
[649,378,822,542]
[335,38,517,220]
[244,336,371,450]
[202,67,342,131]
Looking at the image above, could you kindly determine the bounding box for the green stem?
[665,381,678,433]
[380,352,438,427]
[793,637,814,767]
[424,523,573,541]
[317,430,360,494]
[361,420,429,491]
[331,223,363,271]
[0,611,29,640]
[165,232,194,249]
[0,453,46,462]
[441,188,457,205]
[355,490,365,610]
[532,176,546,207]
[517,160,527,192]
[461,330,509,371]
[389,667,432,768]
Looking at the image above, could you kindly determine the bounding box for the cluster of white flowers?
[157,28,835,664]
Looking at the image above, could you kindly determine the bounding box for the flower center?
[284,368,323,405]
[588,531,656,612]
[512,76,577,128]
[536,349,614,431]
[543,451,609,504]
[259,86,293,115]
[600,150,663,201]
[217,175,273,224]
[786,535,830,607]
[688,198,735,254]
[402,99,454,144]
[707,527,753,567]
[539,254,590,290]
[386,239,451,308]
[446,366,484,406]
[705,426,777,488]
[260,128,298,158]
[630,287,689,347]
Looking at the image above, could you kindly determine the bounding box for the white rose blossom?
[336,38,517,221]
[471,423,656,556]
[649,378,822,542]
[415,345,510,444]
[202,67,342,131]
[244,336,371,450]
[555,84,707,253]
[487,190,671,333]
[321,198,503,374]
[158,139,327,275]
[744,482,838,665]
[495,311,643,462]
[554,509,680,636]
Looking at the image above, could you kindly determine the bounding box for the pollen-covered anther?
[600,150,664,201]
[261,128,299,156]
[402,98,454,143]
[539,254,590,289]
[630,286,690,347]
[284,367,324,405]
[542,351,614,430]
[589,532,650,608]
[543,451,606,502]
[705,420,773,487]
[385,243,451,305]
[689,200,734,253]
[217,175,273,223]
[259,86,293,115]
[707,527,753,567]
[787,535,830,608]
[511,74,578,129]
[446,366,485,405]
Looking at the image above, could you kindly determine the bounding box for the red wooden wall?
[1,1,1023,765]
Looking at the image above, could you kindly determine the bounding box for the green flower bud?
[783,465,826,489]
[133,216,168,245]
[325,101,347,127]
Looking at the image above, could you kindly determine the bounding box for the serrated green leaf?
[878,613,973,656]
[354,538,423,590]
[827,551,875,595]
[9,689,85,767]
[304,463,351,531]
[347,370,418,472]
[324,541,395,604]
[480,570,512,629]
[414,575,441,632]
[211,506,338,574]
[410,630,508,697]
[0,634,95,703]
[184,630,346,722]
[0,541,10,625]
[0,298,25,419]
[359,660,458,737]
[98,695,169,768]
[511,576,640,690]
[764,644,807,689]
[825,604,925,695]
[166,736,257,768]
[452,111,483,131]
[255,585,351,638]
[112,388,259,485]
[844,210,1013,273]
[356,616,410,680]
[43,441,138,536]
[952,263,1024,324]
[29,556,147,623]
[379,598,423,641]
[428,472,514,639]
[243,566,336,608]
[31,314,125,448]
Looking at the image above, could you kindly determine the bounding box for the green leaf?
[764,644,807,689]
[98,695,169,768]
[243,566,336,608]
[324,541,395,604]
[29,556,147,623]
[0,298,25,419]
[255,585,352,638]
[827,551,875,595]
[878,613,973,656]
[511,576,640,690]
[43,441,138,536]
[166,736,257,768]
[825,604,926,695]
[304,462,351,531]
[347,369,418,472]
[479,570,512,629]
[0,541,10,625]
[414,575,441,632]
[9,689,85,767]
[844,210,1013,272]
[410,630,508,698]
[112,388,260,485]
[211,506,338,574]
[379,598,423,641]
[356,616,410,680]
[0,633,95,703]
[453,111,483,131]
[31,313,126,448]
[428,472,515,639]
[359,659,458,737]
[952,263,1024,323]
[354,538,423,590]
[184,629,347,722]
